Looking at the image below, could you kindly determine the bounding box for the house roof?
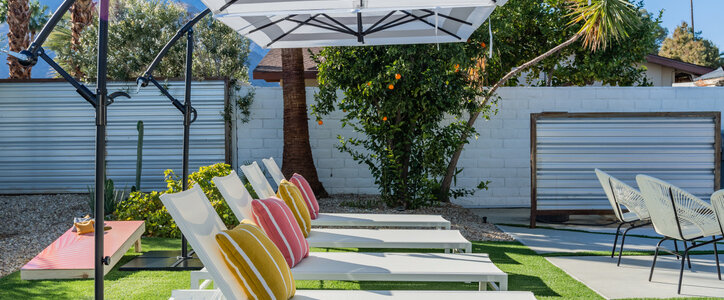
[645,54,715,75]
[253,51,716,83]
[252,48,321,82]
[697,67,723,80]
[693,67,724,87]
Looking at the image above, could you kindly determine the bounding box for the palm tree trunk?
[281,48,328,197]
[7,0,31,79]
[69,0,93,78]
[438,33,582,201]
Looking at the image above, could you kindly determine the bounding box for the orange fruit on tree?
[388,84,394,90]
[367,82,372,86]
[382,116,388,121]
[395,73,401,80]
[317,120,323,125]
[480,42,486,48]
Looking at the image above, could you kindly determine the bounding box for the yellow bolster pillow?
[276,179,312,237]
[216,222,295,300]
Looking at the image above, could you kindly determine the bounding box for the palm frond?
[567,0,639,51]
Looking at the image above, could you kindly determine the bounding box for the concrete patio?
[548,254,723,299]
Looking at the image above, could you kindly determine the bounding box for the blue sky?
[643,0,723,48]
[1,0,722,79]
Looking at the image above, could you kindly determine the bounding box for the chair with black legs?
[595,169,652,266]
[636,175,722,294]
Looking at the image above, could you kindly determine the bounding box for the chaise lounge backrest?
[262,157,286,189]
[241,161,276,198]
[159,186,247,300]
[213,170,255,220]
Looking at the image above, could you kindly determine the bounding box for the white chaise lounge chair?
[214,171,472,252]
[248,160,451,229]
[635,175,722,294]
[162,186,508,291]
[161,186,533,300]
[594,169,652,266]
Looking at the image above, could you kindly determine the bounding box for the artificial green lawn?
[0,237,718,299]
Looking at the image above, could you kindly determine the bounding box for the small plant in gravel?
[86,178,126,219]
[340,196,385,210]
[116,163,257,237]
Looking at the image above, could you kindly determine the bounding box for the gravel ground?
[318,194,513,242]
[0,193,511,278]
[0,194,87,278]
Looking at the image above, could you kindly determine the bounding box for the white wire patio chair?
[595,169,653,266]
[707,189,724,280]
[635,175,722,294]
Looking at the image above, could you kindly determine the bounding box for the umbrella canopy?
[201,0,508,48]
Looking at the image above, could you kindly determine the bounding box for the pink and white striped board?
[21,220,145,280]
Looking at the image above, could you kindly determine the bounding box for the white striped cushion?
[290,173,320,219]
[252,198,310,267]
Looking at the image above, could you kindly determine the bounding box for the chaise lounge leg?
[650,237,667,281]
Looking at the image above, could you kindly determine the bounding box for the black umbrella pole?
[95,0,110,299]
[180,29,194,259]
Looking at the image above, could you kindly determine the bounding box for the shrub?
[312,46,482,209]
[116,190,176,237]
[116,163,258,237]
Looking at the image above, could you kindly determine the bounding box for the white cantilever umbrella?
[200,0,508,48]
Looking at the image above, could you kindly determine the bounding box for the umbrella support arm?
[15,0,76,67]
[135,9,208,262]
[12,0,131,107]
[145,77,198,123]
[136,9,210,122]
[137,8,210,84]
[38,50,97,106]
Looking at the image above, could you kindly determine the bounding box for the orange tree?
[312,45,490,208]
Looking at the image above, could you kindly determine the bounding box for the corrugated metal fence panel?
[534,114,719,211]
[0,80,228,194]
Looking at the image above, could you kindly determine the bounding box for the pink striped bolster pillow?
[290,173,320,219]
[251,198,309,267]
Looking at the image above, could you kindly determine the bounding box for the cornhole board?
[21,220,145,280]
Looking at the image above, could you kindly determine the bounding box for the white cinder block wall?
[234,87,724,208]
